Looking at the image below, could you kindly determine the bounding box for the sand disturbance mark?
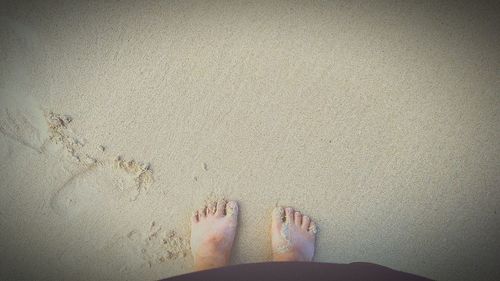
[46,112,155,217]
[1,105,174,264]
[49,159,153,217]
[127,221,189,267]
[0,105,155,216]
[113,156,154,195]
[46,112,97,165]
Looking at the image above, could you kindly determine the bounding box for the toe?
[285,207,294,223]
[207,201,216,216]
[294,211,302,226]
[225,200,239,218]
[309,221,318,234]
[191,211,198,223]
[302,215,311,230]
[198,207,206,219]
[272,206,285,229]
[215,199,226,217]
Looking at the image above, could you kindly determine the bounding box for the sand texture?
[0,1,499,280]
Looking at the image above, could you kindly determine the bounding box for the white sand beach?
[0,1,499,280]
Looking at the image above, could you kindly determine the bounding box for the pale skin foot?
[271,206,317,262]
[190,200,239,271]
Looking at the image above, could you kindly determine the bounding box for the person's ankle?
[273,251,307,262]
[194,247,229,270]
[194,254,228,270]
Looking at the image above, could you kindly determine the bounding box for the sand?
[0,1,499,280]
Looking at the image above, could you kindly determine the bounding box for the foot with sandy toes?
[190,199,239,271]
[271,206,317,262]
[190,201,317,270]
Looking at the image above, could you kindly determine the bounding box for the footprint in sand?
[0,101,156,218]
[50,160,153,218]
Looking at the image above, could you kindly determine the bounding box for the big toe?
[225,201,238,222]
[272,206,285,230]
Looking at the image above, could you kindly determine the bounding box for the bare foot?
[271,206,317,262]
[190,200,239,271]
